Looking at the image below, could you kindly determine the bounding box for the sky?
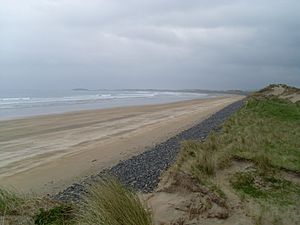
[0,0,299,90]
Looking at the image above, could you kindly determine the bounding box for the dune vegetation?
[1,84,299,225]
[78,178,152,225]
[0,179,152,225]
[160,84,300,224]
[0,188,76,225]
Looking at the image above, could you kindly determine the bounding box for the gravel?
[53,100,244,202]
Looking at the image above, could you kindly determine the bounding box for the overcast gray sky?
[0,0,299,90]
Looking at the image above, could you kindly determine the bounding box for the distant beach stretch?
[0,89,215,120]
[0,95,243,195]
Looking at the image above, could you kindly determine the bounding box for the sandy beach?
[0,95,243,195]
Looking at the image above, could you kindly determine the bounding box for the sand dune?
[0,96,243,195]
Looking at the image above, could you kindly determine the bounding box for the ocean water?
[0,89,215,120]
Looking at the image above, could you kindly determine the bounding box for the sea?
[0,89,217,120]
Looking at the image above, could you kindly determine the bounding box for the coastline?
[55,99,245,202]
[0,90,215,121]
[0,95,244,195]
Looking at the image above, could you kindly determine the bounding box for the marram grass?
[78,178,153,225]
[0,188,25,216]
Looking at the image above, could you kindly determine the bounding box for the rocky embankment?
[53,100,244,202]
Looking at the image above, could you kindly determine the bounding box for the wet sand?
[0,95,243,195]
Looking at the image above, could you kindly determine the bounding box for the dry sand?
[0,95,243,195]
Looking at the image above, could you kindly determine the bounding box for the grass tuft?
[230,171,300,205]
[193,148,216,177]
[34,205,75,225]
[78,178,153,225]
[230,172,266,199]
[252,154,273,173]
[0,188,25,216]
[180,140,217,180]
[0,187,75,225]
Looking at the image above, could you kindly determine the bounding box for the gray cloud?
[0,0,299,90]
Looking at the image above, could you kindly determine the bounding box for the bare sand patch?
[263,84,300,103]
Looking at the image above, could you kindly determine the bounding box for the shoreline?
[0,95,244,195]
[0,93,219,122]
[54,99,245,202]
[0,94,221,122]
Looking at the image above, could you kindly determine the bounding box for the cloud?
[0,0,299,89]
